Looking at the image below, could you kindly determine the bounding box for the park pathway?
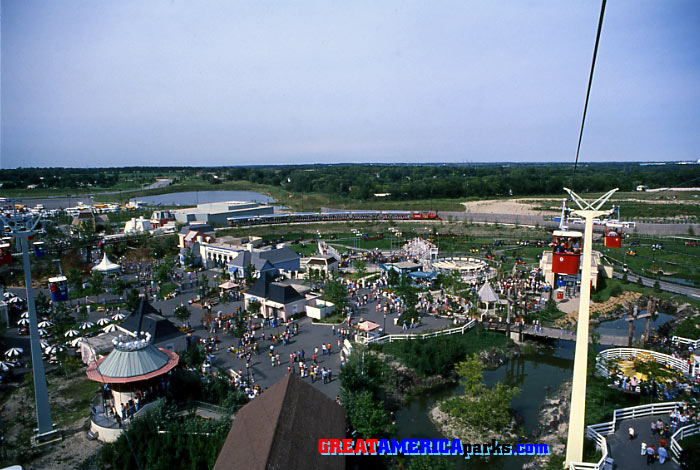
[605,415,680,469]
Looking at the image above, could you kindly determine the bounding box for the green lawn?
[289,243,319,257]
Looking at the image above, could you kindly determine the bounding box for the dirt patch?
[0,372,103,470]
[462,199,560,216]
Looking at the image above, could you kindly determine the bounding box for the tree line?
[3,163,699,199]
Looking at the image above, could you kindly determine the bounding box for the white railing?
[671,422,700,461]
[568,401,682,470]
[596,348,690,376]
[672,335,700,349]
[359,319,476,345]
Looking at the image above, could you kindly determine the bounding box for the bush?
[609,283,623,297]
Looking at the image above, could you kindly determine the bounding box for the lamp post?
[383,313,386,334]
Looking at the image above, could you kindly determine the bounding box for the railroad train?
[227,210,440,227]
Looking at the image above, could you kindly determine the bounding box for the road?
[439,211,700,236]
[611,271,700,300]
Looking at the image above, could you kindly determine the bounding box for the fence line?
[596,348,690,376]
[569,401,683,470]
[671,422,699,461]
[359,319,476,345]
[672,336,700,349]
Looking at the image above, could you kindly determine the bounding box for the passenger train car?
[227,210,439,227]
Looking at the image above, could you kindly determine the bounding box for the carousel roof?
[86,334,178,383]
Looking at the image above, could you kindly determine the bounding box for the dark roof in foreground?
[121,299,184,344]
[214,373,346,470]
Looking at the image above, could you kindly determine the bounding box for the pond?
[595,312,674,340]
[131,190,275,206]
[394,341,575,469]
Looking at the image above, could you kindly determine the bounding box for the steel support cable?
[573,0,608,183]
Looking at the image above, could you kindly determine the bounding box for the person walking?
[646,445,656,465]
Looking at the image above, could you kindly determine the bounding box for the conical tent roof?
[477,282,499,303]
[92,253,121,274]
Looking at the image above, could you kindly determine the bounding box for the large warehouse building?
[173,201,274,225]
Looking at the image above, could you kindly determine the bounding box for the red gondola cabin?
[0,243,12,265]
[604,223,622,249]
[551,230,582,275]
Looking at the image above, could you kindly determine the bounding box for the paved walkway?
[606,415,680,469]
[4,269,455,400]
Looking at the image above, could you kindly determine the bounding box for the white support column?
[565,209,605,466]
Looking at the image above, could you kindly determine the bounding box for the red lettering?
[322,439,341,455]
[342,439,355,454]
[318,439,330,454]
[366,439,379,454]
[355,439,367,454]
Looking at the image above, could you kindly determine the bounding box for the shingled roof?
[213,373,346,470]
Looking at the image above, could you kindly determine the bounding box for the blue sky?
[2,0,699,168]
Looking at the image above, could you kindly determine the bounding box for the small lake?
[595,312,674,340]
[131,190,275,206]
[394,341,576,469]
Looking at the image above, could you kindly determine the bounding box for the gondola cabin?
[33,241,46,257]
[0,243,12,265]
[48,276,69,302]
[604,223,622,248]
[551,230,582,275]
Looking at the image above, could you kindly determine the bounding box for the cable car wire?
[573,0,607,182]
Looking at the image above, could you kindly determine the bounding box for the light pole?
[383,313,386,334]
[563,187,617,467]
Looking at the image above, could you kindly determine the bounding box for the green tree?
[387,269,399,286]
[67,268,83,293]
[441,354,519,434]
[89,271,104,296]
[353,259,367,278]
[198,276,211,299]
[173,305,191,325]
[344,390,393,439]
[182,247,196,267]
[125,288,141,312]
[244,264,257,285]
[322,278,348,313]
[155,261,174,286]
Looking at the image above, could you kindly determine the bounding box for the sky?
[1,0,699,168]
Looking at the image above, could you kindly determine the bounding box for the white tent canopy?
[478,282,499,303]
[92,253,121,274]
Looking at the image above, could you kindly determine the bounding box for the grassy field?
[599,236,700,286]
